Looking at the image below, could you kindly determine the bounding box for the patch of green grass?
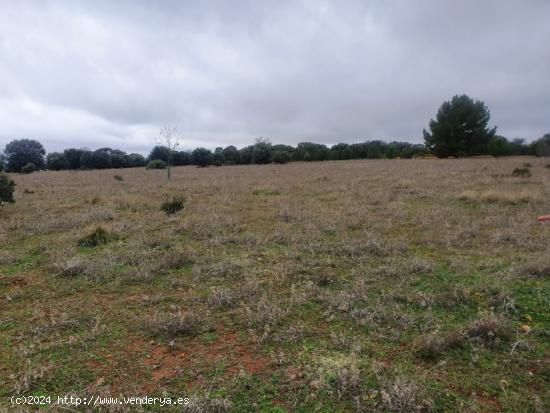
[252,189,281,196]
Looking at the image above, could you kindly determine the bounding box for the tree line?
[1,95,549,173]
[1,134,548,174]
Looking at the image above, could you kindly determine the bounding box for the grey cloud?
[0,0,548,153]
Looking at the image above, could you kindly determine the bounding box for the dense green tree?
[191,147,213,167]
[108,149,127,168]
[80,149,112,169]
[272,144,294,154]
[239,146,254,164]
[349,143,368,159]
[4,139,45,172]
[509,138,528,155]
[149,145,170,163]
[366,141,385,159]
[251,138,273,164]
[331,143,352,160]
[273,150,290,164]
[531,133,550,157]
[423,95,496,157]
[296,142,330,161]
[124,153,147,167]
[63,148,85,169]
[172,151,190,166]
[488,135,514,157]
[46,152,69,170]
[222,145,239,165]
[213,147,225,166]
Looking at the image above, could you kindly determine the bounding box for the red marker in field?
[538,215,550,222]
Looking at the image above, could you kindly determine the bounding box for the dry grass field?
[1,157,549,412]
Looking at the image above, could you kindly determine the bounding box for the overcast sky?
[0,0,549,154]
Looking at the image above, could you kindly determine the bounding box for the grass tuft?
[161,196,184,214]
[458,189,538,204]
[144,310,204,338]
[77,226,111,247]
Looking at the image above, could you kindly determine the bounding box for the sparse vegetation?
[379,376,433,412]
[512,167,531,177]
[458,189,538,204]
[463,313,514,345]
[1,158,549,412]
[144,310,204,338]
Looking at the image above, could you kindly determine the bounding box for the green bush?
[0,174,16,204]
[77,226,111,247]
[161,196,184,214]
[114,175,124,181]
[21,162,37,174]
[146,159,167,169]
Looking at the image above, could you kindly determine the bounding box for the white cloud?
[0,0,549,153]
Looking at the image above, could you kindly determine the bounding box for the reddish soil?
[476,395,502,412]
[91,329,270,393]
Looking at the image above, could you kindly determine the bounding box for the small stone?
[520,325,531,334]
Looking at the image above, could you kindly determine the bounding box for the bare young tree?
[157,126,183,179]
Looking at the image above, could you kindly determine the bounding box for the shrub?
[545,164,550,169]
[144,310,203,338]
[52,257,87,277]
[380,376,433,412]
[161,196,184,214]
[21,163,37,174]
[463,313,514,345]
[77,226,111,247]
[113,175,123,181]
[512,167,531,177]
[146,159,167,169]
[414,331,464,359]
[0,174,16,204]
[207,287,235,308]
[245,296,284,330]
